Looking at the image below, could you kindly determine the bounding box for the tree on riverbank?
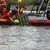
[7,0,42,5]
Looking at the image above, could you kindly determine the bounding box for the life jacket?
[1,5,12,19]
[1,5,6,16]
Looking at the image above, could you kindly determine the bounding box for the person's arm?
[9,17,15,23]
[9,17,19,24]
[0,2,6,6]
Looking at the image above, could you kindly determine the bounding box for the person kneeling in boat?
[0,0,19,23]
[1,5,18,23]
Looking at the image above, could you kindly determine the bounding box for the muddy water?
[0,26,50,50]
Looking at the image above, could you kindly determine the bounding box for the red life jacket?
[1,5,12,19]
[1,5,6,16]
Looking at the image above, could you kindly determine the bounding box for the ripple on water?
[0,26,50,50]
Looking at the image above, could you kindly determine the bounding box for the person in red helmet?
[0,0,17,23]
[0,0,6,17]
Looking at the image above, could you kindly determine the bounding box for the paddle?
[8,17,19,24]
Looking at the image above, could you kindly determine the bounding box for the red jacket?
[1,5,6,16]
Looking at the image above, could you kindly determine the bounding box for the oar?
[9,17,19,24]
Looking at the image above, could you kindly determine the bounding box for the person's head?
[1,0,8,3]
[1,0,6,2]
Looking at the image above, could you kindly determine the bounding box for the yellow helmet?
[18,0,22,3]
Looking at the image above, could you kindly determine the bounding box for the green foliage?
[7,2,13,12]
[22,0,42,4]
[10,0,42,5]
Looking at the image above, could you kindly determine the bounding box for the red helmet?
[5,12,11,17]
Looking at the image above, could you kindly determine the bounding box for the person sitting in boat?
[0,0,17,23]
[15,3,26,16]
[19,3,26,16]
[0,0,6,17]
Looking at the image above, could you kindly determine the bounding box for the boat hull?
[30,20,50,26]
[0,18,19,25]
